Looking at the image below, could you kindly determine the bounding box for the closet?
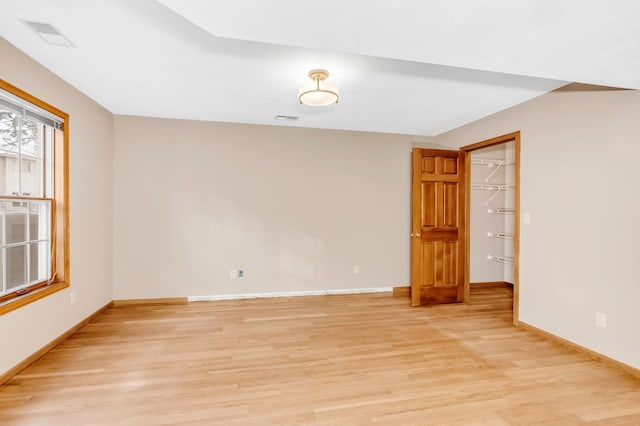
[469,142,515,285]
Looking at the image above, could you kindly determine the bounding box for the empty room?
[1,1,640,424]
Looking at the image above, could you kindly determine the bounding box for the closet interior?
[469,142,515,285]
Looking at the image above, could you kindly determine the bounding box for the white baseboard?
[188,287,393,302]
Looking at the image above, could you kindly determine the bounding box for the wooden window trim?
[0,79,69,316]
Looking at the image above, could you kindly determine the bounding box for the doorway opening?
[461,132,520,324]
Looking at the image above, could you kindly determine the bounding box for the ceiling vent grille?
[274,115,299,122]
[23,21,75,47]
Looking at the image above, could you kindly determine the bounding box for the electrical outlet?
[353,265,360,274]
[70,291,76,305]
[229,269,237,279]
[596,312,607,328]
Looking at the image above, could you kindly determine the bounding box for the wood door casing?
[411,148,466,306]
[461,131,520,325]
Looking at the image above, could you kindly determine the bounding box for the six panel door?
[411,148,466,306]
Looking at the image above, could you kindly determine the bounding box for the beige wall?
[0,38,114,376]
[113,116,434,299]
[436,86,640,369]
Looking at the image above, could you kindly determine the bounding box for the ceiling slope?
[8,1,626,135]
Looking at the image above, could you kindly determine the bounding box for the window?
[0,80,68,314]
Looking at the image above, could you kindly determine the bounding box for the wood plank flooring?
[2,285,640,425]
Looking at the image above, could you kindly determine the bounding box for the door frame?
[460,131,520,325]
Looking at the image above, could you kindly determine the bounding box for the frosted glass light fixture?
[298,69,339,106]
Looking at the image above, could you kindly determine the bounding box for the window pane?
[6,202,27,244]
[0,108,19,153]
[0,154,20,196]
[21,118,41,158]
[0,113,47,197]
[0,109,20,196]
[0,201,4,244]
[22,158,42,197]
[6,245,27,291]
[44,127,54,198]
[0,248,4,295]
[21,118,43,197]
[30,241,50,283]
[29,200,50,241]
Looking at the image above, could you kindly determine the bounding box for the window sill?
[0,281,69,316]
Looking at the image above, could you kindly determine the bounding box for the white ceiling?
[1,1,637,136]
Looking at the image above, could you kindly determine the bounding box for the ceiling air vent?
[274,115,299,122]
[23,21,75,47]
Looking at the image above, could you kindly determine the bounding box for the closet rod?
[487,254,514,264]
[487,232,514,239]
[488,208,515,214]
[470,159,515,167]
[470,184,514,191]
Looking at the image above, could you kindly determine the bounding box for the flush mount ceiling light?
[298,69,339,106]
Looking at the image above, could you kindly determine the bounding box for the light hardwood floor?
[2,285,640,425]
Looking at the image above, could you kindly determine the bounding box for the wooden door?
[411,148,466,306]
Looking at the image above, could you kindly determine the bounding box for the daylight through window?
[0,84,66,307]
